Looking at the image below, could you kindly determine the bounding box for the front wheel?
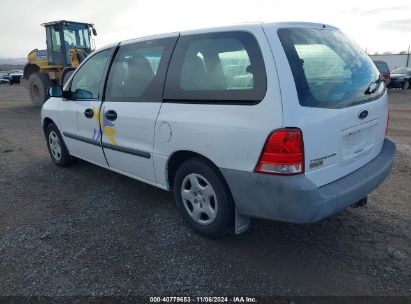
[174,158,234,237]
[45,123,71,166]
[403,80,410,90]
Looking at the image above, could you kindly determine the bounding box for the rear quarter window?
[164,31,267,104]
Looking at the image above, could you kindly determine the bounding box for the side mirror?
[48,85,63,97]
[92,27,97,36]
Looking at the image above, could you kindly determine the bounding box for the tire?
[45,123,71,166]
[173,158,234,237]
[28,73,51,106]
[9,80,13,85]
[403,80,410,90]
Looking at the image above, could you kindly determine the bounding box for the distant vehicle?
[373,61,390,86]
[388,67,411,89]
[0,74,9,84]
[8,70,23,85]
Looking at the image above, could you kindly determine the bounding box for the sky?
[0,0,410,58]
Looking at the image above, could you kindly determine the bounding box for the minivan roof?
[98,21,341,50]
[179,21,339,35]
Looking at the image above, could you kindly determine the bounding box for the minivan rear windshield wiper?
[364,76,382,95]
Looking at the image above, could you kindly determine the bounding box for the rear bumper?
[388,80,405,88]
[221,138,396,223]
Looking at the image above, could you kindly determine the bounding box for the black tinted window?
[164,31,266,104]
[70,49,111,100]
[278,28,384,109]
[374,62,389,73]
[105,37,177,102]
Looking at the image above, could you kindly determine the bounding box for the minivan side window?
[70,49,111,100]
[105,37,177,102]
[164,31,267,104]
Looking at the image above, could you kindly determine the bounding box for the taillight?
[385,111,390,136]
[255,128,304,175]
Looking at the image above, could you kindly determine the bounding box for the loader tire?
[28,73,51,106]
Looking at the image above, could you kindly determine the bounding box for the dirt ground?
[0,84,410,297]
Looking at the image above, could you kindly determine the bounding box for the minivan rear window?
[278,28,385,109]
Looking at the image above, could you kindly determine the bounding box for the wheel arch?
[42,117,56,135]
[166,150,227,191]
[23,63,40,80]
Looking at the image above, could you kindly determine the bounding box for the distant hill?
[0,58,26,71]
[0,59,26,71]
[0,58,26,65]
[0,64,25,72]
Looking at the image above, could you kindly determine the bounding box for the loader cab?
[44,21,96,67]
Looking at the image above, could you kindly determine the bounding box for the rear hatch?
[266,24,388,187]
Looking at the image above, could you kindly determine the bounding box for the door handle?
[105,110,117,121]
[84,108,94,118]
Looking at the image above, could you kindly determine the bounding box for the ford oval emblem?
[358,110,368,119]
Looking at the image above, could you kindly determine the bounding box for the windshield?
[278,28,384,109]
[63,24,91,50]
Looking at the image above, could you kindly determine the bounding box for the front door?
[59,48,112,166]
[101,35,178,183]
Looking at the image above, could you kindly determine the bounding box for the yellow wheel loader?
[22,20,97,106]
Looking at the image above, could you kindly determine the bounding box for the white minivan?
[42,22,396,237]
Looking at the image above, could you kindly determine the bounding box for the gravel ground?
[0,85,410,296]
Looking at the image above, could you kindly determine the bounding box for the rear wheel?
[174,158,234,237]
[403,80,410,90]
[28,73,51,106]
